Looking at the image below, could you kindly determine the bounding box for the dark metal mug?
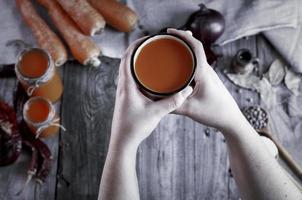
[232,49,259,74]
[130,33,197,100]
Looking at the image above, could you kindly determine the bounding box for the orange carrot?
[89,0,138,32]
[37,0,101,66]
[56,0,106,36]
[16,0,67,66]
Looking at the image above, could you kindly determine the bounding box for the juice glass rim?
[23,96,55,127]
[15,47,52,81]
[130,33,197,97]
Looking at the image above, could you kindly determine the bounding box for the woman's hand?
[168,29,245,132]
[110,37,193,150]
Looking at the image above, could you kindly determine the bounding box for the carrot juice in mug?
[131,34,196,99]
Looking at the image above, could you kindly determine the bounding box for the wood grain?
[56,58,119,200]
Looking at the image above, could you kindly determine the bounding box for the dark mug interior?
[130,33,197,100]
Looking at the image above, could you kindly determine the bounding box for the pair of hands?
[110,28,244,149]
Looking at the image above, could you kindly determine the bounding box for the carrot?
[88,0,138,32]
[37,0,101,66]
[56,0,106,36]
[16,0,67,66]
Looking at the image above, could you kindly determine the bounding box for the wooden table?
[0,35,301,200]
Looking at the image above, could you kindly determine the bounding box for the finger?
[151,86,193,116]
[167,28,207,64]
[185,30,193,36]
[167,28,198,46]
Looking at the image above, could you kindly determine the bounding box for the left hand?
[110,38,193,150]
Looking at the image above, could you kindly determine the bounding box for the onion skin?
[185,4,225,45]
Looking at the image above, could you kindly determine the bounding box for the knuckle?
[171,95,183,108]
[121,50,130,60]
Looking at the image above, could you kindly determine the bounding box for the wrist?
[218,112,256,138]
[108,130,141,156]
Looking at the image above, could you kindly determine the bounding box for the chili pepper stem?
[15,171,35,196]
[35,178,44,185]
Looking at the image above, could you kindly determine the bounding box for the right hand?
[168,29,245,131]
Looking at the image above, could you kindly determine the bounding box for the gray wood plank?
[137,115,230,200]
[0,68,61,200]
[56,57,119,200]
[137,110,229,199]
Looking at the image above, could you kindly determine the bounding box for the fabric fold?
[206,0,298,45]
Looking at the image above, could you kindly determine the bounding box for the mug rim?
[130,33,197,97]
[23,96,55,127]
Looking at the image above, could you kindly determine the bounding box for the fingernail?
[186,30,193,35]
[183,86,193,97]
[167,28,175,33]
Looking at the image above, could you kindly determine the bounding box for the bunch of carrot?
[16,0,138,67]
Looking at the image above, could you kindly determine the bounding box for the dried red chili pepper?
[14,83,28,123]
[20,121,52,184]
[23,139,39,180]
[16,138,38,195]
[0,100,22,166]
[35,141,53,184]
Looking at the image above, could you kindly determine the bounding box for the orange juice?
[23,97,60,138]
[19,49,48,78]
[132,34,196,99]
[16,48,63,102]
[26,97,50,123]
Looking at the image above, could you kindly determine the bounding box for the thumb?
[153,86,193,116]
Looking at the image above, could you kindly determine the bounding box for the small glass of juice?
[23,96,65,138]
[131,33,197,100]
[15,48,63,102]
